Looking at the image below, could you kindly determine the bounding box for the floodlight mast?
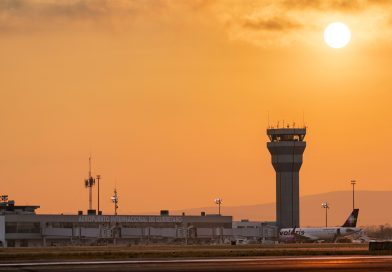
[321,202,330,227]
[84,156,96,211]
[214,198,222,216]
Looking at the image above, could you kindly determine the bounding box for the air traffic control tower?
[267,127,306,229]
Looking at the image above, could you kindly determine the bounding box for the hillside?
[168,191,392,227]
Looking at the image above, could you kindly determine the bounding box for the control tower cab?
[267,127,306,229]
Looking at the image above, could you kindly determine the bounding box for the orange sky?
[1,0,392,215]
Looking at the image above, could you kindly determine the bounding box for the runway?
[1,256,392,271]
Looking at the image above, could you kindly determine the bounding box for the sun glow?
[324,22,351,49]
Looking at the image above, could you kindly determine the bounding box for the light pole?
[214,198,222,216]
[322,202,329,227]
[350,180,356,210]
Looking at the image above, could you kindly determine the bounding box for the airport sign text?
[78,215,183,223]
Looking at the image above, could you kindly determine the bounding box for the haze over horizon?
[152,190,392,227]
[2,1,392,215]
[31,190,392,227]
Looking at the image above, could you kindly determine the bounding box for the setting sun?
[324,22,351,48]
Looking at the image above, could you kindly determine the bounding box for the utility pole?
[97,175,101,214]
[351,180,356,210]
[214,198,222,216]
[322,202,329,228]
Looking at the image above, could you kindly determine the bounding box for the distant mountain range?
[166,191,392,227]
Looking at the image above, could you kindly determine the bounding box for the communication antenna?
[267,111,270,128]
[111,187,119,216]
[84,156,96,211]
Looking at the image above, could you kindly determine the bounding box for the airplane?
[279,209,360,243]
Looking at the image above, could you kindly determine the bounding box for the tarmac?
[1,256,392,272]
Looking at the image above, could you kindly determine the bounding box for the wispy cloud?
[281,0,391,12]
[242,16,303,32]
[213,0,392,46]
[0,0,171,33]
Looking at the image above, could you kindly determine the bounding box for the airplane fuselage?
[279,227,361,242]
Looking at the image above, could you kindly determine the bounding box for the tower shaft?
[267,128,306,229]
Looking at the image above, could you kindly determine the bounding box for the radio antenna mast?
[89,156,91,177]
[111,187,119,216]
[84,156,96,211]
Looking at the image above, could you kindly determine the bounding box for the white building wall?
[233,228,259,237]
[43,228,72,237]
[196,228,213,237]
[150,228,176,237]
[81,228,100,237]
[121,228,143,237]
[223,228,233,236]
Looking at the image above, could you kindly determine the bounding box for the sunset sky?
[1,0,392,215]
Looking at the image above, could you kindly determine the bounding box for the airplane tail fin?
[291,226,296,235]
[341,209,359,227]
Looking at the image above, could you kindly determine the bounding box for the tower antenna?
[267,111,270,128]
[89,156,91,177]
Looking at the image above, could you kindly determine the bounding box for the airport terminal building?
[0,201,278,247]
[0,204,234,247]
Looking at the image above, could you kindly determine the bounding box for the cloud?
[242,16,303,32]
[0,0,172,33]
[0,0,391,47]
[0,0,110,19]
[281,0,363,12]
[212,0,392,47]
[281,0,391,12]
